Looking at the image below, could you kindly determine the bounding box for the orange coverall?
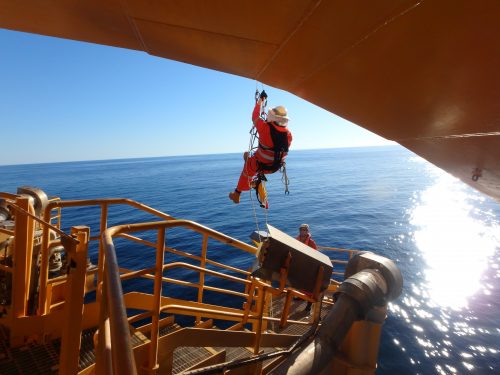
[235,102,292,192]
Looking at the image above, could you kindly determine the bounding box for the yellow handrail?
[102,228,137,375]
[5,194,356,374]
[100,219,259,374]
[39,198,179,315]
[319,245,361,278]
[38,198,257,316]
[116,232,252,276]
[0,228,14,236]
[319,246,360,253]
[4,194,260,374]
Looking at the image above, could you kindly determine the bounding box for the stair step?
[213,346,253,362]
[172,346,214,374]
[183,350,226,372]
[159,323,181,337]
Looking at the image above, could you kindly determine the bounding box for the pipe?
[271,260,401,375]
[271,293,360,375]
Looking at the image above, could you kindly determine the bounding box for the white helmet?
[267,106,289,126]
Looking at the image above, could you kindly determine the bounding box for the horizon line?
[0,144,399,168]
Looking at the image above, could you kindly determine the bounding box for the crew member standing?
[297,224,317,250]
[297,223,317,312]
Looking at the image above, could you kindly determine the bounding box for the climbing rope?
[248,85,271,311]
[246,84,268,239]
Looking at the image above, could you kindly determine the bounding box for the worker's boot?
[229,190,241,204]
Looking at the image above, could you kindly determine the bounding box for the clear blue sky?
[0,29,392,166]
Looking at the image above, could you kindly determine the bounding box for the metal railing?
[0,195,86,374]
[2,192,362,374]
[98,219,260,374]
[28,196,257,374]
[319,246,359,279]
[98,218,340,374]
[38,198,181,315]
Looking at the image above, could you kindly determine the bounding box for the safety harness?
[256,122,289,173]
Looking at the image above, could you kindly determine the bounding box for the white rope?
[247,84,262,240]
[249,188,261,240]
[263,192,269,233]
[247,83,273,240]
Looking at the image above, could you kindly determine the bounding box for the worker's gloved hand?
[259,90,268,100]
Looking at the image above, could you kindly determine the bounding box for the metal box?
[251,224,333,294]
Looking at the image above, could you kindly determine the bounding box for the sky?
[0,29,393,166]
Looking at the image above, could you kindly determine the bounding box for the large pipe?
[272,293,360,375]
[271,252,402,374]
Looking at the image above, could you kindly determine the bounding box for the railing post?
[253,286,266,355]
[59,226,90,375]
[147,227,166,374]
[12,197,34,320]
[95,203,110,374]
[95,274,113,375]
[38,205,51,315]
[196,233,209,324]
[97,203,108,288]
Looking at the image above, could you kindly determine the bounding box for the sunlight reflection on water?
[410,168,499,309]
[386,161,500,374]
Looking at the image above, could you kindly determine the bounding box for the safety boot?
[229,191,241,204]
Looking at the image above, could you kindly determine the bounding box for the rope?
[263,192,269,232]
[247,83,268,240]
[249,187,262,240]
[246,134,262,240]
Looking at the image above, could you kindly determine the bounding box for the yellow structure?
[0,187,402,374]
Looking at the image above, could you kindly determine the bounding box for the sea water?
[1,146,498,374]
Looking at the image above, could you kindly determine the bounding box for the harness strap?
[256,160,281,174]
[258,142,272,151]
[255,148,275,162]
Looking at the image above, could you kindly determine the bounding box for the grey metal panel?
[253,225,332,294]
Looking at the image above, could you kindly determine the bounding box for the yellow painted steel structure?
[0,190,390,374]
[60,226,91,375]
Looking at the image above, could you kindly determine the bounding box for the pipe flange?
[335,269,388,317]
[344,251,403,303]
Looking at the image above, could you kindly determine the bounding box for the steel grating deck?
[0,326,95,375]
[0,326,149,374]
[0,295,333,374]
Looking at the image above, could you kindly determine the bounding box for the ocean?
[1,146,498,374]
